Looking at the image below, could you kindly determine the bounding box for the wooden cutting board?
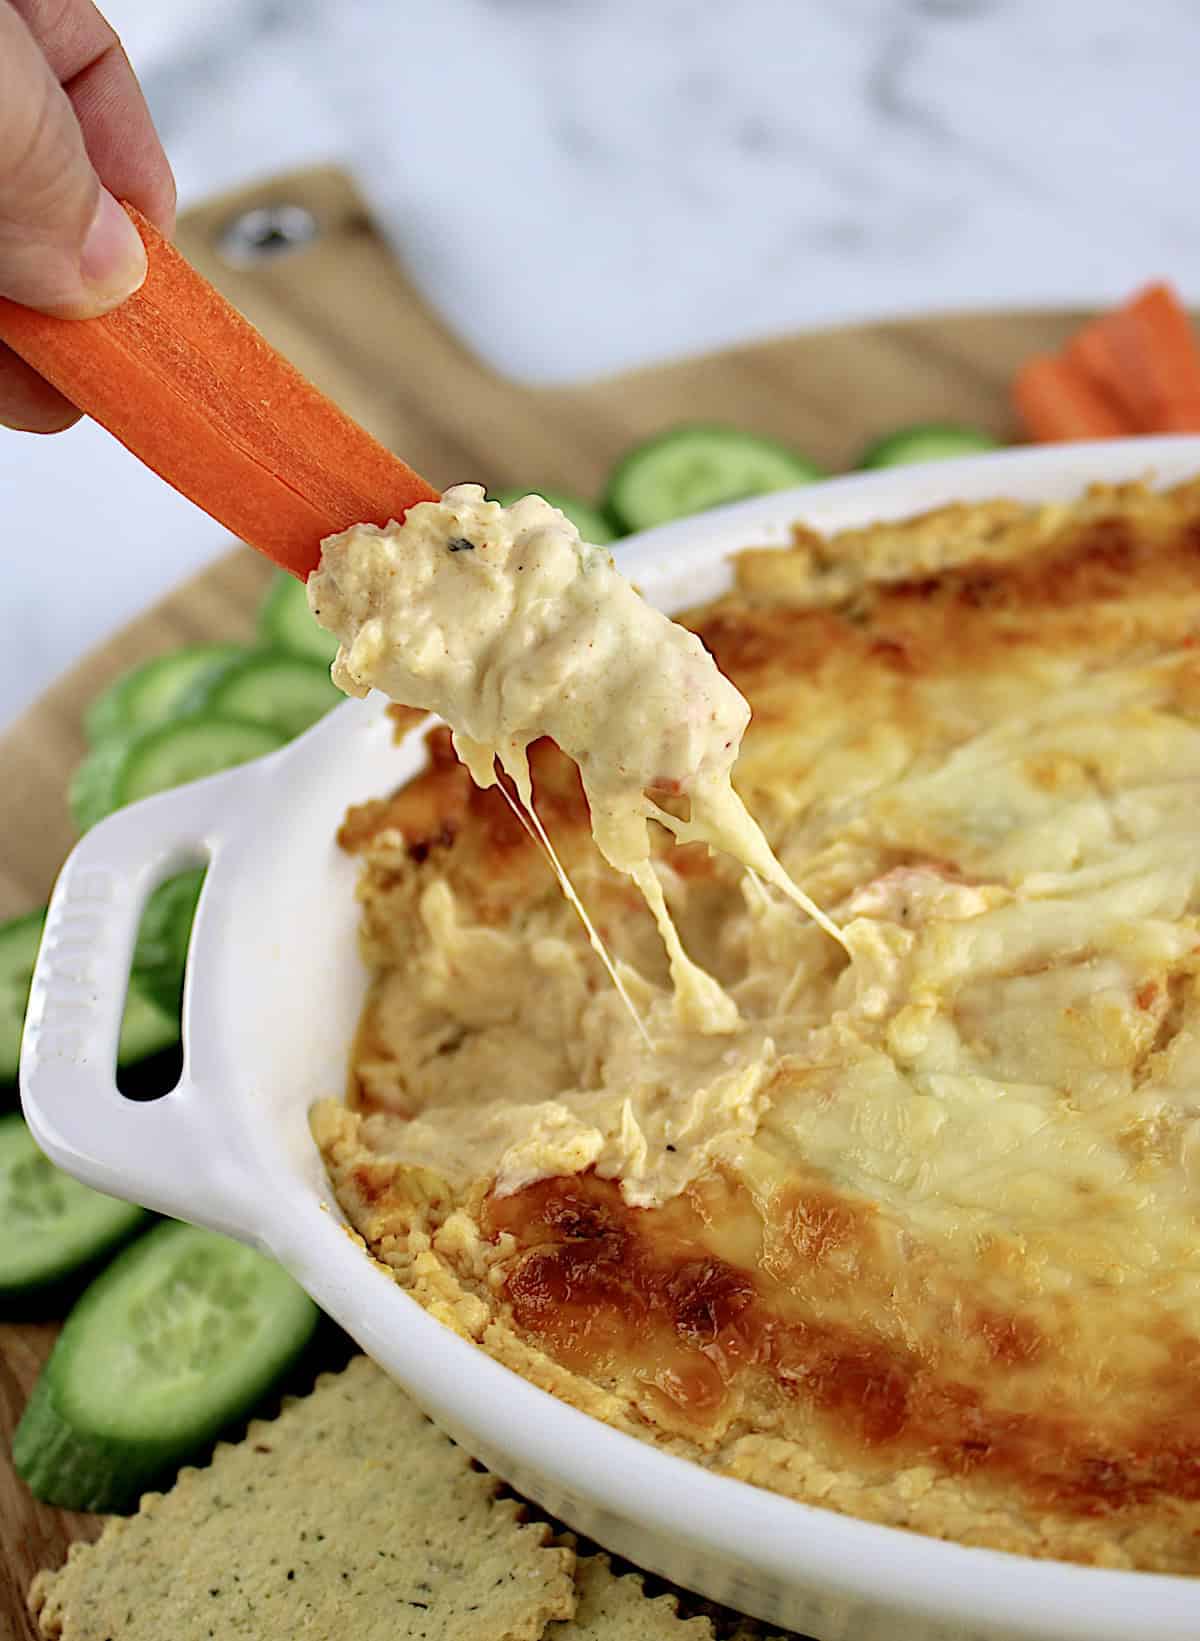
[0,164,1094,1633]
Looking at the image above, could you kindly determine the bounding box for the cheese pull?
[310,485,844,1035]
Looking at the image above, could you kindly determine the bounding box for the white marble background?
[3,0,1198,728]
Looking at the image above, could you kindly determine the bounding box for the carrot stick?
[1012,352,1134,443]
[0,206,439,579]
[1158,398,1200,433]
[1066,323,1142,428]
[1070,283,1200,434]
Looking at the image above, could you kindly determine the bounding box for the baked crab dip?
[310,476,1200,1574]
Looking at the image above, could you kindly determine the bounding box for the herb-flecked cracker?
[29,1355,576,1641]
[550,1554,715,1639]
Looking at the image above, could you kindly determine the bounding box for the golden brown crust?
[316,477,1200,1574]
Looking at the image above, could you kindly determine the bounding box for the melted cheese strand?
[309,484,844,1017]
[495,777,654,1050]
[648,782,848,951]
[744,870,769,906]
[629,861,740,1035]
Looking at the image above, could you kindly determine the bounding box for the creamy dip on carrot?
[308,484,840,1033]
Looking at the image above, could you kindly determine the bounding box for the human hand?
[0,0,174,432]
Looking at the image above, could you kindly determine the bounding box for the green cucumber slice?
[0,908,179,1091]
[117,980,180,1069]
[68,731,135,834]
[85,643,246,744]
[13,1221,319,1511]
[857,423,1001,469]
[71,716,287,832]
[131,870,205,1018]
[490,488,619,545]
[115,716,286,810]
[0,1115,146,1295]
[259,571,338,665]
[181,650,342,741]
[0,911,44,1085]
[605,425,823,533]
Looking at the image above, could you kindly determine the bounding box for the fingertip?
[66,39,178,238]
[0,345,82,433]
[0,405,82,434]
[146,167,178,240]
[76,188,148,313]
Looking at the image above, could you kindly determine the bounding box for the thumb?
[0,0,147,318]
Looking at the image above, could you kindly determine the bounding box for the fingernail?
[78,189,148,308]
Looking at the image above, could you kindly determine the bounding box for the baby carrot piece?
[1071,283,1200,434]
[0,206,439,579]
[1158,401,1200,433]
[1066,323,1139,428]
[1012,352,1133,443]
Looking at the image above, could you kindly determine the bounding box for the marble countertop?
[3,0,1198,729]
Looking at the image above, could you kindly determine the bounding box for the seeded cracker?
[548,1553,716,1640]
[545,1536,800,1640]
[29,1355,576,1641]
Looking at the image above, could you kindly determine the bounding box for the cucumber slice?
[85,643,246,745]
[71,716,287,832]
[259,571,338,665]
[0,911,44,1085]
[0,1115,146,1295]
[68,731,135,834]
[1,909,178,1091]
[605,425,823,533]
[116,717,286,810]
[490,488,619,545]
[117,979,180,1069]
[857,423,1001,469]
[181,650,342,741]
[131,870,205,1018]
[13,1221,319,1511]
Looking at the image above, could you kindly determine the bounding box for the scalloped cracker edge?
[550,1552,716,1640]
[29,1354,575,1641]
[552,1541,800,1640]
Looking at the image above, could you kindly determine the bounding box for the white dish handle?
[19,761,268,1245]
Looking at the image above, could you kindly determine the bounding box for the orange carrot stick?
[1157,399,1200,433]
[0,206,439,579]
[1070,283,1200,434]
[1012,352,1134,443]
[1066,322,1142,429]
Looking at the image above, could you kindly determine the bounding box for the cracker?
[542,1531,803,1640]
[551,1553,715,1640]
[30,1355,575,1641]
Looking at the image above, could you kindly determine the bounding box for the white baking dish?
[21,436,1200,1641]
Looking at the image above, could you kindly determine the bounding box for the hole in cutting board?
[216,203,319,267]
